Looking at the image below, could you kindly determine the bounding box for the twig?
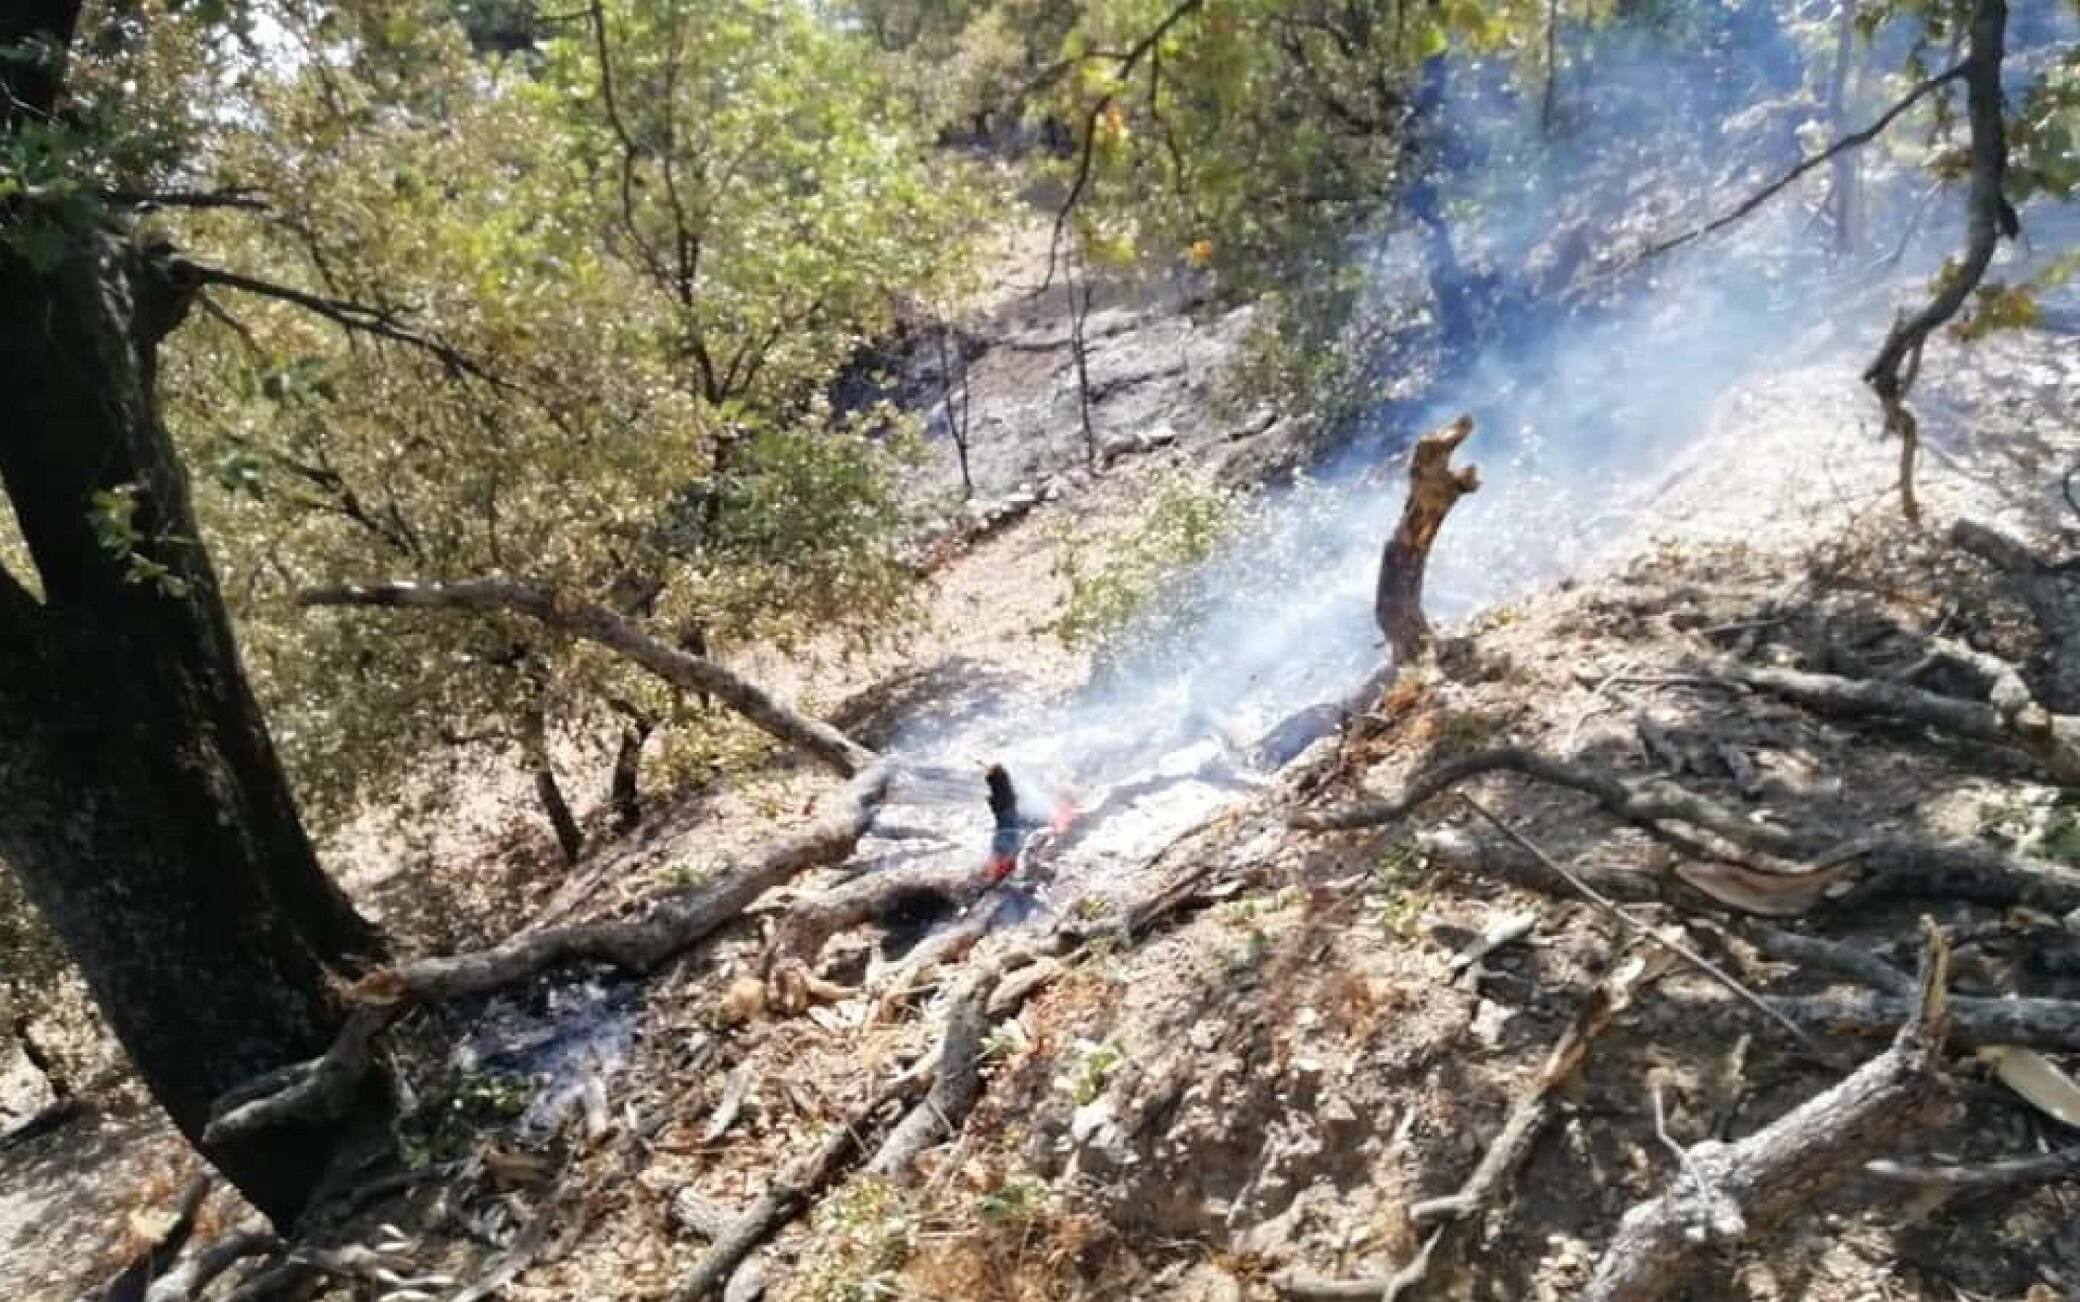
[1459,796,1820,1050]
[1865,1147,2080,1189]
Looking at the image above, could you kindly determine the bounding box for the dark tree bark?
[520,698,584,864]
[608,712,653,833]
[1,6,386,1222]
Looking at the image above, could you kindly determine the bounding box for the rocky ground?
[4,212,2079,1302]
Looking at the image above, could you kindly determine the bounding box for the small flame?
[1050,796,1079,834]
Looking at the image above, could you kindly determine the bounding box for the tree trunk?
[1375,416,1481,664]
[521,700,584,865]
[609,716,652,833]
[0,228,385,1226]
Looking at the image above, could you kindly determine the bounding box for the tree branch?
[176,260,492,381]
[1581,925,1954,1302]
[299,577,876,775]
[1632,65,1965,263]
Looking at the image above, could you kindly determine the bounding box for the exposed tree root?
[99,1175,213,1302]
[765,857,988,1015]
[1580,925,1956,1302]
[1376,415,1480,665]
[300,578,877,775]
[204,1007,392,1145]
[143,1231,282,1302]
[209,766,891,1140]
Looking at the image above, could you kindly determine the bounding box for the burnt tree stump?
[1375,414,1480,665]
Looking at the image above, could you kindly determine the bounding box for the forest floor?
[4,215,2080,1302]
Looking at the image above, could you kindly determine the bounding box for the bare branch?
[1631,65,1964,263]
[299,577,876,775]
[1581,928,1954,1302]
[177,259,491,381]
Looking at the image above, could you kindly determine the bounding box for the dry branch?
[1376,415,1480,664]
[1299,746,2080,914]
[1706,655,2080,785]
[1951,519,2080,713]
[671,1067,927,1300]
[1414,949,1659,1225]
[866,968,994,1180]
[301,578,876,775]
[209,766,891,1139]
[1866,1147,2080,1189]
[1767,989,2080,1052]
[766,858,988,1014]
[1580,925,1956,1302]
[1860,0,2013,519]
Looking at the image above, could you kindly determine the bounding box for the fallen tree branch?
[865,968,994,1180]
[209,765,890,1138]
[1767,989,2080,1052]
[1413,948,1661,1226]
[1581,922,1956,1302]
[1301,746,2080,913]
[1742,925,1913,996]
[765,857,987,1015]
[1377,415,1479,665]
[1272,1229,1445,1301]
[1460,797,1818,1050]
[1865,1147,2080,1189]
[1950,519,2080,714]
[301,578,876,776]
[670,1066,927,1300]
[1705,655,2080,785]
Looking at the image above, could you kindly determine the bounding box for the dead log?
[1580,925,1955,1302]
[300,578,876,776]
[870,893,1010,1022]
[1376,415,1479,664]
[209,765,890,1141]
[98,1176,213,1302]
[765,858,987,1015]
[866,968,994,1180]
[143,1231,281,1302]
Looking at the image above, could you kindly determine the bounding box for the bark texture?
[0,213,383,1221]
[1375,415,1479,664]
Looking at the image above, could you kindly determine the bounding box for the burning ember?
[980,763,1078,883]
